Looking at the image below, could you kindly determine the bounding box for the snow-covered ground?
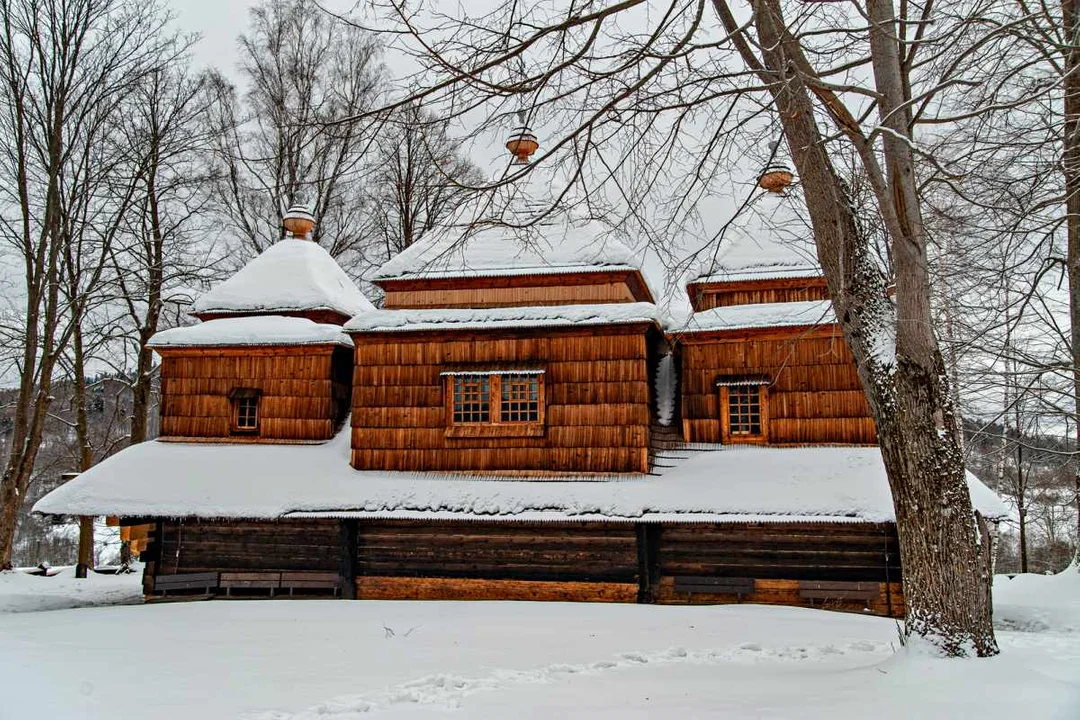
[0,568,1076,719]
[0,564,143,614]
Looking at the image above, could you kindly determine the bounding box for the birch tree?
[207,0,385,262]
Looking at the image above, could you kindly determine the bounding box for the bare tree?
[0,0,171,567]
[207,0,385,265]
[367,103,482,261]
[111,62,221,449]
[929,0,1080,560]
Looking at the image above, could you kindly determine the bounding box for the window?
[500,373,541,422]
[728,386,761,436]
[452,375,491,424]
[717,379,768,444]
[228,388,262,434]
[444,370,545,437]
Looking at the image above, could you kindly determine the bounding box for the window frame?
[228,387,263,435]
[717,379,769,445]
[442,370,546,438]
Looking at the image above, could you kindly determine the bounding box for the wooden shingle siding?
[349,326,654,473]
[379,270,653,309]
[679,326,876,445]
[687,277,829,312]
[158,345,350,441]
[385,282,636,309]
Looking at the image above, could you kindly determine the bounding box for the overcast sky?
[172,0,252,72]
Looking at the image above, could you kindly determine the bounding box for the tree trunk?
[722,0,999,655]
[1061,0,1080,564]
[71,322,94,576]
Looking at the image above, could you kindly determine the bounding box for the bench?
[799,581,880,603]
[280,572,341,597]
[219,572,281,597]
[674,576,755,598]
[154,572,219,596]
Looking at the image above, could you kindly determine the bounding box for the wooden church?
[35,205,1003,617]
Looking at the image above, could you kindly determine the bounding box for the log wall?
[651,522,903,617]
[155,518,341,575]
[140,518,904,616]
[349,326,655,473]
[379,271,652,309]
[159,345,352,440]
[687,277,829,311]
[679,326,877,444]
[354,520,640,602]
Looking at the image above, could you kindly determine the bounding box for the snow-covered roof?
[33,423,1007,523]
[685,237,821,285]
[344,302,664,334]
[691,263,822,285]
[148,316,353,349]
[374,221,644,283]
[682,299,835,333]
[192,239,373,318]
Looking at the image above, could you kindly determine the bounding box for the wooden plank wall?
[379,271,651,310]
[652,522,903,617]
[159,346,349,440]
[688,277,829,311]
[349,326,653,473]
[155,519,341,575]
[354,520,640,602]
[384,282,636,309]
[680,326,877,444]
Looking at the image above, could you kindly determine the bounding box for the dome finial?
[505,110,539,165]
[282,204,316,240]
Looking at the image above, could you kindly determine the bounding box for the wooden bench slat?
[155,572,219,591]
[799,581,878,591]
[799,580,879,601]
[673,576,754,594]
[220,580,280,589]
[800,589,879,600]
[280,572,340,582]
[217,574,278,587]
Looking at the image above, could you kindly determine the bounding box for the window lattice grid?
[452,375,491,423]
[235,396,259,430]
[728,386,761,436]
[500,373,541,423]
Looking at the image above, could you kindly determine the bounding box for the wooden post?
[62,472,93,579]
[76,515,93,578]
[635,524,661,604]
[339,520,358,599]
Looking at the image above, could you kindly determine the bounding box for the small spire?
[282,204,316,240]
